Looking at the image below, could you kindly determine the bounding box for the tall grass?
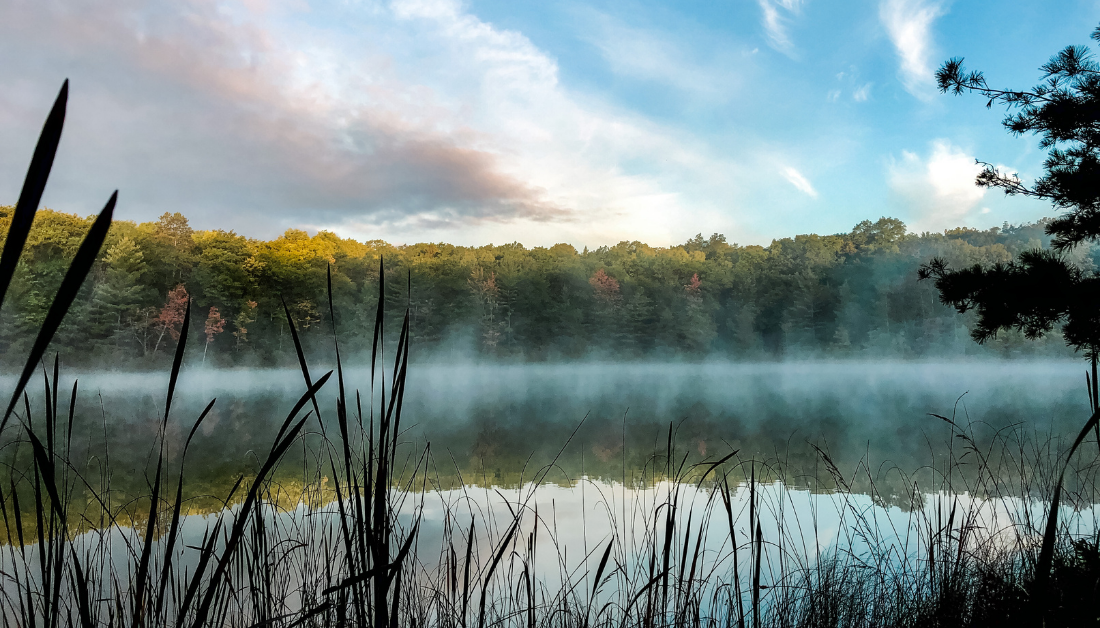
[0,82,1098,628]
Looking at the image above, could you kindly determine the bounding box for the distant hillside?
[0,208,1085,367]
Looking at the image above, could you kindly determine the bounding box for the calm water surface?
[28,360,1088,482]
[3,361,1097,607]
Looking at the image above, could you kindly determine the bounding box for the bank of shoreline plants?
[3,84,1100,628]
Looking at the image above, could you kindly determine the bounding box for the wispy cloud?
[853,82,872,102]
[783,166,818,198]
[879,0,946,100]
[758,0,805,55]
[888,139,990,230]
[582,13,744,100]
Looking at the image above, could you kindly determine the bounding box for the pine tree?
[91,236,151,351]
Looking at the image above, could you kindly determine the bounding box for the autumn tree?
[152,284,188,356]
[469,267,502,350]
[587,268,624,349]
[682,272,717,352]
[685,273,702,301]
[203,305,225,365]
[589,269,621,304]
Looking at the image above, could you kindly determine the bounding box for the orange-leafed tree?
[203,306,226,365]
[152,284,188,356]
[469,267,503,350]
[685,273,702,301]
[589,269,621,303]
[683,272,715,351]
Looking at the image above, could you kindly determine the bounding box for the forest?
[0,207,1085,367]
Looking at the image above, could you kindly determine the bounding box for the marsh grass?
[0,82,1099,628]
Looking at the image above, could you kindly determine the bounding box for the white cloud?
[758,0,805,55]
[879,0,945,100]
[888,139,989,230]
[782,166,818,198]
[391,0,461,20]
[852,82,872,102]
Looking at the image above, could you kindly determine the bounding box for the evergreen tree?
[91,236,152,349]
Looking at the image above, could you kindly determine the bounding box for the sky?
[0,0,1097,249]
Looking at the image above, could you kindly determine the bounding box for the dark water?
[7,360,1087,495]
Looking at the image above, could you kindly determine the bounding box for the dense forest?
[0,207,1087,368]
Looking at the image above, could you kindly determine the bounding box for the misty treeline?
[0,207,1086,367]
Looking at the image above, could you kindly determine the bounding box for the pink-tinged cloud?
[0,0,568,235]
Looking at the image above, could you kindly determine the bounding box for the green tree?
[139,212,195,293]
[233,299,257,350]
[91,236,153,351]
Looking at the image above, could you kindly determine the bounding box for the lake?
[1,360,1095,625]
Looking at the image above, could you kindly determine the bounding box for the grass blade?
[584,539,615,628]
[1,192,116,435]
[0,80,67,310]
[479,518,520,628]
[1034,406,1100,617]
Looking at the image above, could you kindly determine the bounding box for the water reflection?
[6,360,1086,497]
[10,475,1097,620]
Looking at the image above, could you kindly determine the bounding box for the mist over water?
[8,359,1088,494]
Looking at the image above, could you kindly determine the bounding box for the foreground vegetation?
[0,205,1081,367]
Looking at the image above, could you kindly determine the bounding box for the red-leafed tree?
[152,284,188,356]
[589,269,621,303]
[589,269,624,349]
[685,273,702,300]
[203,306,226,365]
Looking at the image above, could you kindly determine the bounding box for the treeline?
[0,208,1087,367]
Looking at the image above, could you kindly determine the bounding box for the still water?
[31,359,1090,487]
[3,360,1097,618]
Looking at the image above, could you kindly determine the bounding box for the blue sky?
[1,0,1097,248]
